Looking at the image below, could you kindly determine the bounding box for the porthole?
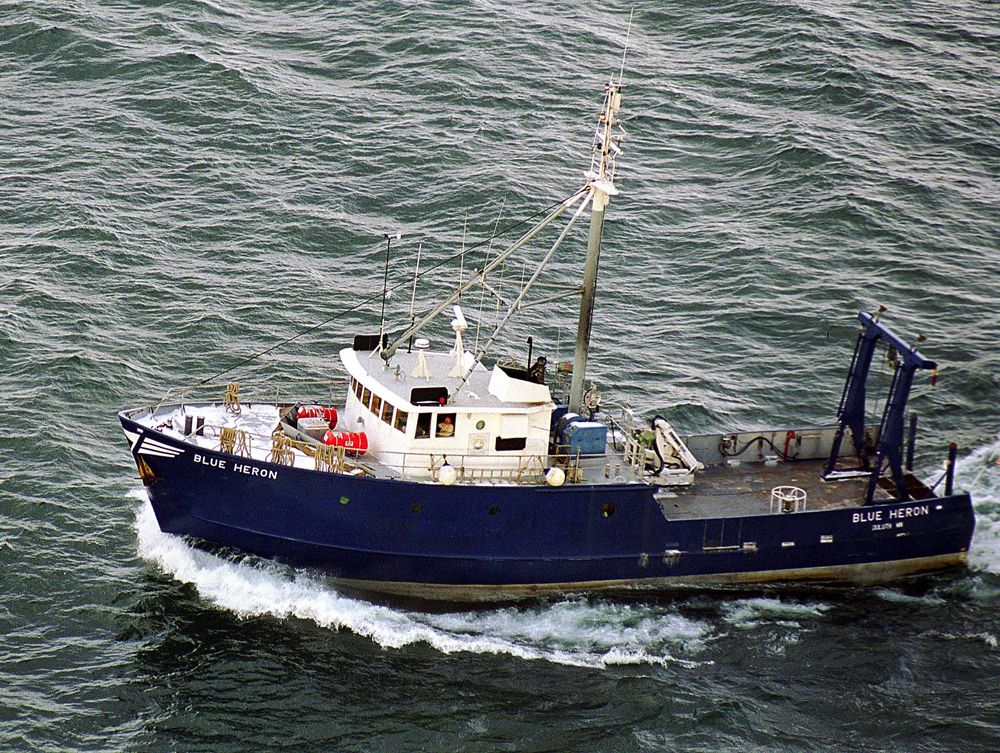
[411,503,421,513]
[339,496,350,506]
[601,502,616,518]
[476,419,486,430]
[488,505,499,516]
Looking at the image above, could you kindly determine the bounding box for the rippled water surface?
[1,1,998,751]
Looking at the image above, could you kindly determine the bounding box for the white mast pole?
[569,80,624,413]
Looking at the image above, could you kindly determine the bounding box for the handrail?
[151,417,635,485]
[142,391,655,485]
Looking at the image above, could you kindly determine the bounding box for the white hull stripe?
[138,447,185,458]
[123,429,141,452]
[141,437,184,455]
[123,428,185,458]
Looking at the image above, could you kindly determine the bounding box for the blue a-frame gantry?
[824,311,937,504]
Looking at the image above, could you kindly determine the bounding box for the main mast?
[379,76,625,403]
[569,79,624,413]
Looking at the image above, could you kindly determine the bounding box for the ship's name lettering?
[194,453,226,470]
[852,504,930,525]
[194,453,279,480]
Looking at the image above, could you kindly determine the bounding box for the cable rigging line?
[157,187,589,404]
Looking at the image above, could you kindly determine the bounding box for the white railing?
[159,419,612,486]
[144,394,656,486]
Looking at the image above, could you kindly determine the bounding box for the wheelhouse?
[339,339,555,479]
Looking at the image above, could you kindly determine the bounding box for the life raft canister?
[298,405,338,428]
[321,430,368,455]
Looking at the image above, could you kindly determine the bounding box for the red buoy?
[321,430,368,455]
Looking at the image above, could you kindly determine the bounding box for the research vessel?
[119,76,975,601]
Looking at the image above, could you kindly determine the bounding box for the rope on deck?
[314,444,347,473]
[223,382,242,415]
[219,427,251,458]
[267,433,296,466]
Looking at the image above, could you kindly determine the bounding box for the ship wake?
[131,492,712,668]
[957,433,1000,574]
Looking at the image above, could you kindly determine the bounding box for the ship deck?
[659,458,924,520]
[126,402,934,517]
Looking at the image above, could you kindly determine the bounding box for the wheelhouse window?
[371,394,382,417]
[415,413,432,439]
[380,400,393,424]
[354,379,363,399]
[436,413,456,437]
[414,412,456,438]
[394,409,408,433]
[361,386,371,408]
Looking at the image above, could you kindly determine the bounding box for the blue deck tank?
[562,420,608,456]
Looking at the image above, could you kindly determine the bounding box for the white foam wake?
[955,434,1000,574]
[130,492,711,668]
[873,587,946,606]
[721,596,831,629]
[717,596,832,654]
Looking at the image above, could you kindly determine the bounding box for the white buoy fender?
[545,466,566,487]
[439,464,458,486]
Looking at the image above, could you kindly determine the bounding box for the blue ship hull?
[120,413,975,601]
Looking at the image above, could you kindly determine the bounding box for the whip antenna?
[618,7,634,85]
[378,232,401,347]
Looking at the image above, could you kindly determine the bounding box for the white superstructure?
[340,340,555,479]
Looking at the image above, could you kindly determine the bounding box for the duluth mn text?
[193,453,279,480]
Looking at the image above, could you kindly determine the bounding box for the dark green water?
[1,1,998,751]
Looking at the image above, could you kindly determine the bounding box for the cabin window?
[371,394,382,417]
[349,377,356,395]
[361,386,371,409]
[495,437,527,452]
[436,413,456,438]
[415,413,432,439]
[394,409,408,433]
[354,379,364,399]
[381,400,393,424]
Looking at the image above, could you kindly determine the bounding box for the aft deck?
[657,459,869,519]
